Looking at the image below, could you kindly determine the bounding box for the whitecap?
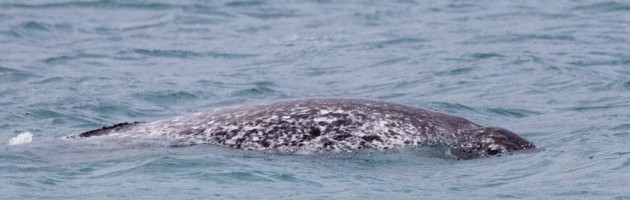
[8,131,33,145]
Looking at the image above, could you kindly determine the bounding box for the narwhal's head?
[451,127,536,159]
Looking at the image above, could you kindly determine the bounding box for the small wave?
[0,66,37,83]
[369,37,426,49]
[132,90,201,104]
[434,67,476,76]
[21,21,52,31]
[229,81,285,98]
[129,48,257,59]
[242,8,300,19]
[231,87,283,98]
[428,102,479,115]
[43,53,109,64]
[8,131,33,145]
[465,34,577,44]
[225,1,265,7]
[485,108,542,118]
[8,21,74,39]
[470,53,505,60]
[132,49,202,58]
[2,0,178,10]
[572,2,630,13]
[568,58,630,67]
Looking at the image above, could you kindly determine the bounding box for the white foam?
[8,131,33,145]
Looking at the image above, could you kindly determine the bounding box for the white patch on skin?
[313,117,335,123]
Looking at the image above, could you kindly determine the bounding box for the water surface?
[1,0,629,199]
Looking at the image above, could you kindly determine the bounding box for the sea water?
[1,0,628,199]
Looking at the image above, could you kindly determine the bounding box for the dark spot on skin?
[353,113,367,120]
[213,136,223,142]
[332,119,350,126]
[294,114,310,119]
[387,130,398,137]
[487,148,500,155]
[245,129,257,136]
[235,138,246,148]
[309,126,321,137]
[179,129,194,135]
[260,140,270,147]
[333,133,352,141]
[229,129,239,137]
[326,113,348,118]
[321,138,334,149]
[460,148,473,154]
[323,141,334,148]
[362,135,381,142]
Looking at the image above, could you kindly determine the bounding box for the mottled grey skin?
[67,98,536,159]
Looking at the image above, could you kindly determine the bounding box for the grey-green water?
[1,0,629,199]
